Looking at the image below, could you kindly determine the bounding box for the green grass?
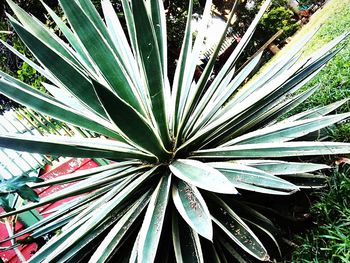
[280,0,350,141]
[279,0,350,261]
[291,165,350,263]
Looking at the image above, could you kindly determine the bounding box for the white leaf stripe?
[231,160,329,175]
[42,1,97,74]
[41,167,158,262]
[0,39,59,86]
[172,212,205,263]
[281,98,349,123]
[171,0,193,136]
[186,52,263,138]
[192,142,350,158]
[60,0,145,115]
[222,113,350,146]
[7,0,82,68]
[177,0,213,128]
[101,0,148,110]
[179,0,236,139]
[0,167,143,220]
[209,195,268,261]
[93,79,168,158]
[9,16,108,118]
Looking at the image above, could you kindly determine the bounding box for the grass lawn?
[291,164,350,262]
[270,0,350,261]
[278,0,350,142]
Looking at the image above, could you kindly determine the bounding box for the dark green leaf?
[17,185,40,202]
[92,79,168,160]
[59,0,143,114]
[9,16,107,119]
[0,134,156,162]
[172,211,204,263]
[131,0,170,147]
[172,180,213,240]
[208,195,269,261]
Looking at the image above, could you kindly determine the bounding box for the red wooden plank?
[0,158,100,262]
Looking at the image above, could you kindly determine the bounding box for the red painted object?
[0,158,99,263]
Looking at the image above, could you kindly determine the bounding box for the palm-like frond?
[0,0,349,261]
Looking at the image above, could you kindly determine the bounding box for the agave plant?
[0,0,349,262]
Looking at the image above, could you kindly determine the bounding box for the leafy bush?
[0,21,21,113]
[258,6,300,39]
[0,15,45,113]
[0,0,349,262]
[0,0,61,114]
[0,0,58,21]
[16,62,45,91]
[213,0,300,70]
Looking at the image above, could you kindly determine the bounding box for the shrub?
[0,12,45,113]
[0,0,349,262]
[0,0,58,21]
[258,6,300,39]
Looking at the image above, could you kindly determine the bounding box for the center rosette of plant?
[0,0,349,262]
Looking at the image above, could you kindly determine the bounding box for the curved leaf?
[170,159,238,194]
[233,160,329,175]
[172,180,213,240]
[226,199,282,256]
[192,142,350,158]
[209,162,299,194]
[208,195,269,261]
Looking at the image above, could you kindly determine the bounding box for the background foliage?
[0,0,301,114]
[0,1,348,262]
